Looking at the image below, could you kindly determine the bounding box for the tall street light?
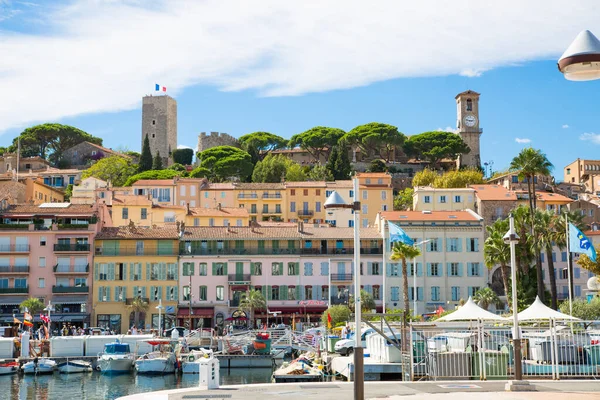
[156,299,163,337]
[559,30,600,81]
[324,176,363,400]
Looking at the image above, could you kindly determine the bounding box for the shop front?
[177,307,214,330]
[255,300,328,328]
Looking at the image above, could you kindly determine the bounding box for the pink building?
[0,204,98,328]
[178,223,384,329]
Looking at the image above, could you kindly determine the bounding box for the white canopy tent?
[436,297,508,322]
[517,296,580,321]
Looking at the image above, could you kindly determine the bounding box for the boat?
[0,359,19,375]
[181,349,214,374]
[57,360,93,374]
[22,358,56,375]
[134,339,178,375]
[272,352,323,383]
[98,340,134,374]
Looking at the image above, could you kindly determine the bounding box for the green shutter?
[261,285,267,299]
[173,286,178,301]
[150,286,155,300]
[223,263,228,275]
[158,286,163,301]
[160,263,166,280]
[278,263,283,276]
[141,286,147,298]
[98,286,103,302]
[108,263,115,280]
[212,263,217,275]
[267,285,272,300]
[106,287,111,301]
[133,286,138,298]
[122,286,127,301]
[295,285,301,300]
[94,263,99,281]
[146,263,150,280]
[129,263,134,281]
[281,285,288,300]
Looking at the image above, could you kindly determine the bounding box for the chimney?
[226,221,231,233]
[186,202,190,215]
[297,221,304,233]
[217,203,222,211]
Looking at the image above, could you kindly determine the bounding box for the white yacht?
[134,339,178,375]
[181,349,214,374]
[98,340,134,374]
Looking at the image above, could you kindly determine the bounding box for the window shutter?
[313,285,320,300]
[150,286,155,300]
[446,239,451,252]
[466,263,472,277]
[122,264,127,280]
[109,263,115,280]
[224,263,228,275]
[458,263,463,277]
[321,262,329,276]
[574,268,581,279]
[212,263,217,275]
[261,285,267,299]
[129,263,134,281]
[94,263,99,281]
[427,263,432,277]
[466,239,471,252]
[160,263,166,280]
[417,263,423,277]
[133,286,138,298]
[296,285,301,300]
[446,263,451,276]
[267,286,272,300]
[114,287,119,301]
[367,262,373,275]
[437,238,442,251]
[158,286,163,301]
[331,286,338,298]
[141,287,147,298]
[474,238,479,252]
[278,263,283,276]
[457,239,463,252]
[146,263,150,280]
[479,263,484,277]
[281,285,288,300]
[365,285,372,295]
[98,286,103,302]
[106,287,111,301]
[173,286,178,301]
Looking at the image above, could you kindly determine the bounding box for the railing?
[228,274,251,282]
[297,209,314,217]
[0,287,28,294]
[53,264,89,273]
[35,224,51,231]
[179,246,383,256]
[57,224,90,230]
[262,194,282,199]
[52,285,89,293]
[228,299,240,307]
[331,297,349,305]
[0,265,29,273]
[237,194,258,199]
[0,244,30,252]
[0,224,29,230]
[126,297,150,305]
[331,273,353,281]
[54,244,90,252]
[263,209,282,214]
[95,248,176,256]
[249,209,258,214]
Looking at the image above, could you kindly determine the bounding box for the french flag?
[155,84,167,92]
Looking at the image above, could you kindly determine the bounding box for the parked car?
[334,328,393,356]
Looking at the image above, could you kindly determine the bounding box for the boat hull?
[57,361,93,374]
[0,365,18,375]
[98,357,133,374]
[135,358,176,374]
[22,360,56,375]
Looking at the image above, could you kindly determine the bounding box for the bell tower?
[456,90,481,169]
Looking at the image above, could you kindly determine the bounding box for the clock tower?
[456,90,482,169]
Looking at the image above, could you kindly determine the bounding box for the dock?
[330,355,403,381]
[216,354,274,369]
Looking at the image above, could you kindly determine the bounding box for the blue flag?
[389,222,413,245]
[569,223,596,262]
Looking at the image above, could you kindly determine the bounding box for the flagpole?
[382,222,387,315]
[565,214,573,316]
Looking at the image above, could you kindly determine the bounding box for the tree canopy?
[171,148,194,165]
[393,188,413,211]
[403,131,470,167]
[20,297,45,316]
[308,164,334,181]
[288,126,345,161]
[152,151,164,170]
[238,131,287,163]
[343,122,405,162]
[321,305,351,328]
[559,297,600,321]
[196,146,253,182]
[285,163,308,182]
[10,123,102,164]
[124,169,181,186]
[326,145,352,181]
[138,134,153,172]
[252,154,292,183]
[82,156,138,187]
[411,168,483,188]
[368,159,387,173]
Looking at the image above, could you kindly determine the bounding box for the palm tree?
[390,241,422,322]
[535,210,559,309]
[239,289,266,329]
[473,287,500,310]
[128,296,149,330]
[20,297,45,316]
[484,219,511,306]
[510,148,554,301]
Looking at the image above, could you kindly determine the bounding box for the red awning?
[177,308,214,318]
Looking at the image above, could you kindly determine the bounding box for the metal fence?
[409,320,600,381]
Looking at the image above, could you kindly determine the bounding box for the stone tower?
[456,90,482,169]
[142,95,177,166]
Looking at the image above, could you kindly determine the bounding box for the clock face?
[464,115,477,127]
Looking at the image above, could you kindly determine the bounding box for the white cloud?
[177,144,193,149]
[580,132,600,145]
[0,1,599,132]
[437,126,459,134]
[562,124,570,129]
[515,138,531,144]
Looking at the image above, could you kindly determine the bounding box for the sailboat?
[134,339,178,375]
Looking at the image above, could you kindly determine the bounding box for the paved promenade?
[118,380,600,400]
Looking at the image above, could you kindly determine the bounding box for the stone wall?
[142,95,177,166]
[196,132,239,154]
[474,198,517,236]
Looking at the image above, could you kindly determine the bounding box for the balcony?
[52,285,89,293]
[262,194,282,199]
[54,244,90,252]
[0,244,30,253]
[0,287,28,294]
[237,194,258,199]
[263,209,282,215]
[331,273,353,281]
[0,223,29,230]
[249,209,258,214]
[53,264,89,274]
[0,265,29,274]
[179,245,383,256]
[95,248,176,256]
[331,297,349,305]
[126,297,150,305]
[57,224,89,230]
[228,274,251,283]
[297,209,314,217]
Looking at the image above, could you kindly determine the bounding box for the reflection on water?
[2,368,273,400]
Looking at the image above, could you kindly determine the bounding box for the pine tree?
[335,145,352,180]
[326,146,339,179]
[139,134,153,172]
[152,151,163,170]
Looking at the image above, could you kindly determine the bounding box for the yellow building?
[200,183,236,209]
[186,205,250,227]
[131,179,177,205]
[354,173,394,227]
[233,183,286,222]
[286,181,327,224]
[92,226,179,333]
[110,195,186,227]
[25,178,65,204]
[517,191,573,213]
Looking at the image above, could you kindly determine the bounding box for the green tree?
[285,163,308,181]
[484,218,511,307]
[534,210,560,309]
[64,184,73,201]
[368,159,387,173]
[196,146,254,182]
[123,169,182,186]
[128,296,149,330]
[403,131,470,168]
[559,297,600,320]
[10,123,103,164]
[433,169,484,188]
[349,289,376,313]
[308,164,334,181]
[82,155,138,187]
[335,144,352,180]
[239,289,267,329]
[152,151,164,170]
[510,147,554,301]
[343,122,406,162]
[289,126,345,162]
[321,305,351,328]
[252,154,292,183]
[393,188,414,211]
[125,150,141,159]
[473,287,500,310]
[390,241,422,321]
[139,134,153,172]
[412,168,438,187]
[189,167,211,179]
[554,209,586,299]
[239,131,287,163]
[171,148,194,165]
[20,297,45,316]
[168,163,187,172]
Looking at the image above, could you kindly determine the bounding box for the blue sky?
[1,1,600,180]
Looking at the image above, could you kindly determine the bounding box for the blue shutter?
[146,263,150,280]
[365,285,372,295]
[158,286,163,301]
[386,262,391,277]
[94,263,99,281]
[108,263,115,280]
[417,287,423,301]
[417,263,423,277]
[446,263,451,276]
[466,263,472,277]
[552,253,557,262]
[458,263,463,277]
[446,239,451,252]
[313,285,320,300]
[479,263,484,277]
[574,268,581,279]
[474,238,479,252]
[457,239,463,252]
[427,263,432,277]
[98,286,103,302]
[106,287,111,301]
[437,238,442,251]
[367,262,373,275]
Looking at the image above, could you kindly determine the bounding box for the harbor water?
[0,368,274,400]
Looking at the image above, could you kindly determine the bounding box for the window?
[468,287,480,297]
[262,204,268,213]
[429,263,441,277]
[288,287,296,300]
[99,287,110,302]
[141,208,147,220]
[149,263,160,280]
[180,185,186,196]
[0,279,7,288]
[213,263,226,276]
[431,286,440,301]
[316,189,321,196]
[424,196,431,204]
[427,239,439,252]
[454,195,461,203]
[468,262,481,276]
[381,191,387,200]
[167,263,177,280]
[199,286,207,301]
[466,98,472,111]
[209,218,215,227]
[560,268,568,280]
[320,262,329,276]
[164,212,176,223]
[288,262,299,275]
[561,252,567,262]
[182,286,191,301]
[291,189,296,196]
[115,263,125,280]
[122,208,128,219]
[14,278,27,288]
[512,176,519,183]
[131,263,142,281]
[40,237,46,246]
[305,286,313,300]
[271,286,280,300]
[290,202,296,212]
[371,262,380,275]
[362,191,368,200]
[449,263,459,277]
[75,277,87,287]
[326,190,333,197]
[316,202,321,212]
[349,190,354,198]
[391,287,399,301]
[321,286,329,300]
[216,286,224,301]
[440,195,446,203]
[251,262,262,275]
[38,278,45,288]
[362,204,368,214]
[98,264,109,280]
[304,262,313,276]
[303,189,308,196]
[451,287,460,301]
[467,238,479,252]
[272,262,283,276]
[372,286,380,300]
[448,238,459,252]
[39,257,46,267]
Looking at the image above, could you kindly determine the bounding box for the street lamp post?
[156,299,163,337]
[325,176,363,400]
[44,301,54,337]
[559,30,600,81]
